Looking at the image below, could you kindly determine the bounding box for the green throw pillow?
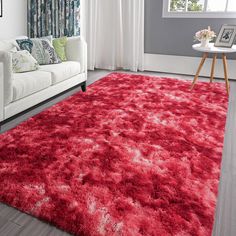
[53,37,67,61]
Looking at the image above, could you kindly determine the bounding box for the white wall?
[0,0,27,39]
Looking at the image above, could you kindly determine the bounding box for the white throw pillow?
[12,50,39,73]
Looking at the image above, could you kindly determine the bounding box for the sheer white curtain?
[81,0,144,72]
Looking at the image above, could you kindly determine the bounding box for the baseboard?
[144,53,236,80]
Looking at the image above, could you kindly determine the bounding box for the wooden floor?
[0,70,234,236]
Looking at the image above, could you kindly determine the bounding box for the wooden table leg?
[210,54,217,83]
[191,52,208,90]
[222,53,230,96]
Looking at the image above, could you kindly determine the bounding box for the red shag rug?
[0,73,228,236]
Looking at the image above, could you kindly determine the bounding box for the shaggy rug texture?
[0,73,228,236]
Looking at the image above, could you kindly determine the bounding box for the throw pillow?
[16,39,34,53]
[16,38,61,65]
[31,38,61,65]
[11,50,39,73]
[53,37,68,61]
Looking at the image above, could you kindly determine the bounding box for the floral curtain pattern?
[27,0,80,38]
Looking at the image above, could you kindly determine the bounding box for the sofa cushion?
[39,61,81,85]
[0,40,18,52]
[0,37,28,52]
[13,71,52,101]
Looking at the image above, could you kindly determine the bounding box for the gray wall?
[145,0,236,59]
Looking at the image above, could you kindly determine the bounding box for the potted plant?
[194,26,216,48]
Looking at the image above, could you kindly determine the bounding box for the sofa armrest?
[66,36,87,75]
[0,51,13,114]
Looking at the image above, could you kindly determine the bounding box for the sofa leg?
[81,82,86,92]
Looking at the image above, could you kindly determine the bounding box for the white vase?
[200,39,210,48]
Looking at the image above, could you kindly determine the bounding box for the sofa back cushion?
[0,40,18,52]
[16,38,61,65]
[0,37,28,52]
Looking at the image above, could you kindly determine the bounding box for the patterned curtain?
[27,0,80,38]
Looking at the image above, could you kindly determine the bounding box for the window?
[163,0,236,18]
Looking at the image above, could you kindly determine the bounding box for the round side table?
[191,43,236,96]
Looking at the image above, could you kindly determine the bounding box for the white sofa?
[0,36,87,122]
